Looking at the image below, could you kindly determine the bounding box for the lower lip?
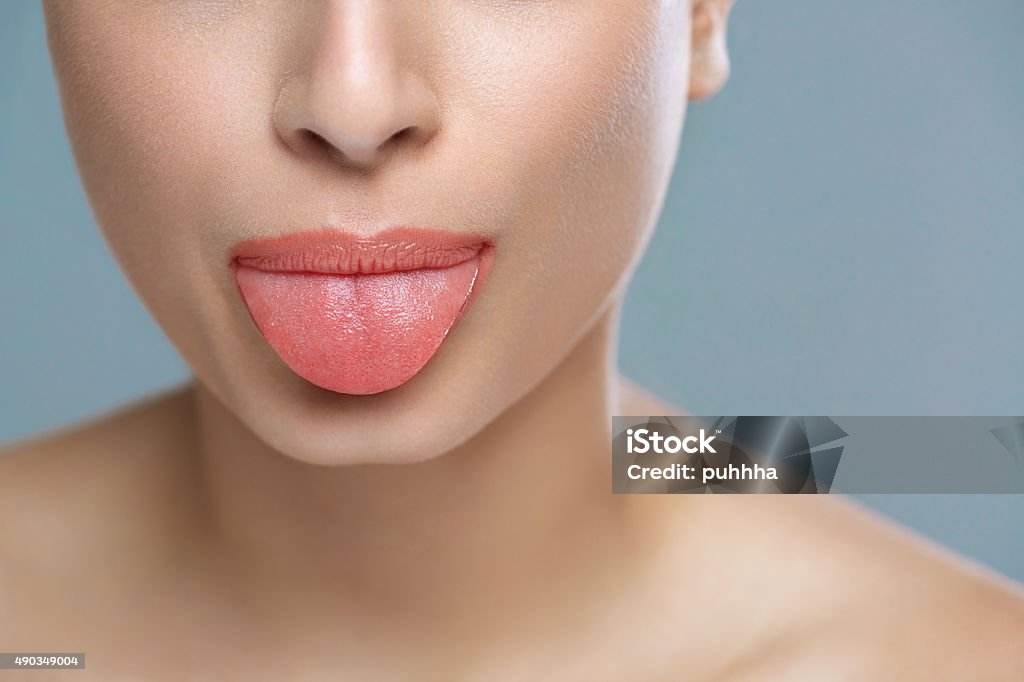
[231,229,492,395]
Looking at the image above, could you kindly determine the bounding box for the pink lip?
[231,227,488,275]
[231,228,493,395]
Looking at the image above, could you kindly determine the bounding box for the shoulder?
[0,383,195,530]
[739,496,1024,678]
[611,379,1024,675]
[840,497,1024,674]
[634,489,1024,678]
[0,385,194,518]
[0,386,196,632]
[617,375,684,415]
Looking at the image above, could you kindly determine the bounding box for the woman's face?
[43,1,708,464]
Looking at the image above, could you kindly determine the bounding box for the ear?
[688,0,736,101]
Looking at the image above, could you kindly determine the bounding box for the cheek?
[46,5,278,341]
[445,4,690,353]
[50,11,265,236]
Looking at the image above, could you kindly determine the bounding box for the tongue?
[235,259,479,395]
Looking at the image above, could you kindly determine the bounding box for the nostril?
[299,128,355,166]
[297,126,419,166]
[378,126,423,157]
[388,127,413,144]
[301,129,332,154]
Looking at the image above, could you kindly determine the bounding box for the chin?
[205,345,509,467]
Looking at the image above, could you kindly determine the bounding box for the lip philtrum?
[231,228,491,395]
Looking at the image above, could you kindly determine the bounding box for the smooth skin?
[3,1,1024,679]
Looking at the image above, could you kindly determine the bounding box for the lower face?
[43,1,692,464]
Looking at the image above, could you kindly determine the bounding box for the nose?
[273,2,440,170]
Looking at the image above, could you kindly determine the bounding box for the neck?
[187,306,641,631]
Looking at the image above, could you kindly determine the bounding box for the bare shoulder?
[0,383,195,532]
[611,379,1023,675]
[0,384,194,505]
[617,375,685,415]
[0,385,197,631]
[731,495,1024,678]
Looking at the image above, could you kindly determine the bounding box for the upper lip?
[230,227,488,275]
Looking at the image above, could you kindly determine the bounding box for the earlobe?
[688,0,735,101]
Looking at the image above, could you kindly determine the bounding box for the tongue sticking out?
[235,258,480,395]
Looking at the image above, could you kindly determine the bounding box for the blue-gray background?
[2,4,1022,580]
